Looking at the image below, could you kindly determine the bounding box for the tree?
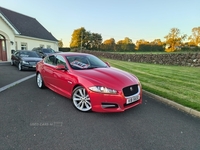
[151,39,163,45]
[101,38,116,51]
[164,28,187,52]
[188,27,200,46]
[58,39,63,48]
[116,37,135,51]
[70,27,86,49]
[84,32,102,50]
[70,27,102,50]
[135,39,149,50]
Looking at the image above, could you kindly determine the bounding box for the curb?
[0,61,10,65]
[143,90,200,118]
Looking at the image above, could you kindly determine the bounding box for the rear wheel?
[11,60,14,66]
[72,86,92,112]
[36,73,45,89]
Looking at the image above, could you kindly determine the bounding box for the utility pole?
[80,32,83,52]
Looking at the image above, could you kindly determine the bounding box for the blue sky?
[0,0,200,46]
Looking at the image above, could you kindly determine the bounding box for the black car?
[11,50,42,71]
[32,48,56,58]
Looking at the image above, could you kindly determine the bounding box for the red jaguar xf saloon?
[36,52,142,112]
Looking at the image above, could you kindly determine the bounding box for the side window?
[56,55,66,66]
[44,55,56,65]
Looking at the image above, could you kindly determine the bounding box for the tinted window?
[19,51,40,57]
[44,55,56,65]
[55,55,66,66]
[42,49,55,53]
[66,55,108,70]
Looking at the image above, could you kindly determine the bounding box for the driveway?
[0,62,200,150]
[0,62,35,88]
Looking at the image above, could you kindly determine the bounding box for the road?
[0,65,200,150]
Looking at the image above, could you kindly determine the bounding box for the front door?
[0,35,7,61]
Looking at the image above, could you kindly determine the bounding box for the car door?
[12,51,21,65]
[42,55,56,88]
[52,55,73,97]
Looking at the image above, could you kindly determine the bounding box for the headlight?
[21,60,29,64]
[89,86,117,94]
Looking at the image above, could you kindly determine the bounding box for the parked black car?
[11,50,42,71]
[32,47,56,58]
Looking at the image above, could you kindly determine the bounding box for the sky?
[0,0,200,47]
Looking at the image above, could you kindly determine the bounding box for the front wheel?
[36,73,45,89]
[18,63,23,71]
[72,86,92,112]
[11,60,14,66]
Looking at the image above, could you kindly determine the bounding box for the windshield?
[66,55,108,70]
[19,51,40,58]
[42,49,55,53]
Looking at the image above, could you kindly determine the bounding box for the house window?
[21,43,27,50]
[15,41,18,50]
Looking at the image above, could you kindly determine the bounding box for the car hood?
[21,57,42,61]
[73,67,139,89]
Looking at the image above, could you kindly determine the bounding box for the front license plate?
[32,65,36,67]
[126,95,140,104]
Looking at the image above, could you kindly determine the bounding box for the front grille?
[29,62,37,65]
[123,84,138,97]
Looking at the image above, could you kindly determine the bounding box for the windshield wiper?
[85,66,99,69]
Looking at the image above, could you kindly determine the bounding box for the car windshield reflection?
[20,51,40,58]
[66,55,108,70]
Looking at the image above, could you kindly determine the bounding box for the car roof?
[16,50,36,53]
[55,52,92,57]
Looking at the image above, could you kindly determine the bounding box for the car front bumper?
[88,89,142,112]
[21,64,37,70]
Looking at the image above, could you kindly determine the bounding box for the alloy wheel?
[18,63,22,71]
[36,73,45,89]
[11,60,14,66]
[72,86,91,112]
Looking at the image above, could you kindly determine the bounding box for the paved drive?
[0,64,200,150]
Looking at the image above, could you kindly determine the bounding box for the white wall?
[0,17,15,61]
[15,36,58,51]
[0,16,58,61]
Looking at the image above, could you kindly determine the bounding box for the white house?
[0,6,58,61]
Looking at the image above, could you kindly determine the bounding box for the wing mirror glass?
[11,49,15,54]
[105,62,110,67]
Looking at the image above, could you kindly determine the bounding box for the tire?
[18,63,23,71]
[72,86,92,112]
[11,60,14,66]
[36,73,45,89]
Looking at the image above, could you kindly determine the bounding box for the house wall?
[0,17,15,61]
[0,17,58,61]
[15,36,58,51]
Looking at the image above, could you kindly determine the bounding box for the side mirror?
[105,62,110,67]
[56,64,67,70]
[11,49,15,54]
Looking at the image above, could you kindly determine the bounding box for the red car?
[36,52,142,112]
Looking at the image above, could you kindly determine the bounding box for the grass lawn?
[102,58,200,111]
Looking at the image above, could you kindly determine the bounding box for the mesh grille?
[122,84,138,97]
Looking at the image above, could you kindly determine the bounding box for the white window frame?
[21,42,27,50]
